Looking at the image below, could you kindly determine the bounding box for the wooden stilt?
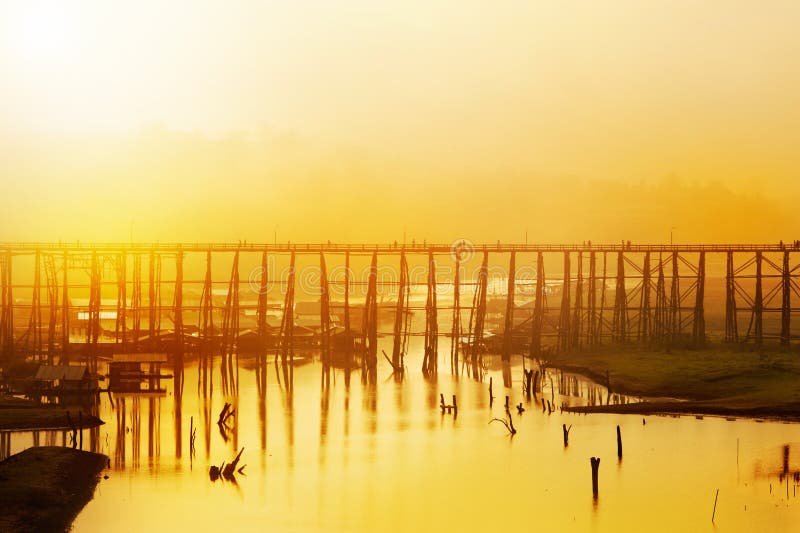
[470,251,489,365]
[692,251,706,347]
[320,252,331,367]
[572,252,583,349]
[422,251,438,375]
[639,251,651,341]
[362,252,378,375]
[587,252,597,345]
[450,253,461,372]
[754,251,763,345]
[613,252,626,343]
[558,251,571,352]
[530,251,544,358]
[781,250,791,345]
[502,251,516,362]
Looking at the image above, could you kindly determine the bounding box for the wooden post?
[616,425,623,459]
[613,251,626,343]
[61,250,69,362]
[116,251,127,348]
[754,251,763,345]
[693,251,706,347]
[670,251,680,344]
[174,250,184,382]
[563,423,569,447]
[530,251,544,358]
[257,251,269,368]
[781,250,791,345]
[422,252,438,375]
[558,251,571,351]
[655,254,667,343]
[470,251,489,364]
[279,252,296,367]
[320,252,331,367]
[362,252,378,373]
[590,457,600,498]
[451,253,461,372]
[725,251,738,342]
[639,251,651,341]
[148,250,156,351]
[598,252,607,344]
[502,251,516,362]
[571,251,583,349]
[131,254,142,351]
[587,251,597,345]
[344,251,351,336]
[391,251,405,368]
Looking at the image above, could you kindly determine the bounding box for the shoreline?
[0,446,108,532]
[550,345,800,421]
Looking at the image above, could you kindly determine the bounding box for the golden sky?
[1,1,799,243]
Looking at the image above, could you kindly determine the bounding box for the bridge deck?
[0,242,795,253]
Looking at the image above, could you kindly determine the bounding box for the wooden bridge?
[0,242,798,375]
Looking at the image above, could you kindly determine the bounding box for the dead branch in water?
[209,447,246,482]
[490,413,517,435]
[382,350,404,375]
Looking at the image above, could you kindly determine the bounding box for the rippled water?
[4,346,800,532]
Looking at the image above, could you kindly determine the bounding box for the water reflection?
[3,351,800,531]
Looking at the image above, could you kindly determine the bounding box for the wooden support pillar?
[320,252,331,366]
[423,251,438,374]
[279,252,297,371]
[148,251,156,350]
[598,253,608,344]
[638,252,651,341]
[558,251,571,352]
[725,251,738,342]
[572,252,583,349]
[392,251,409,369]
[692,251,706,347]
[654,254,667,343]
[173,250,184,377]
[530,251,544,358]
[132,254,142,351]
[116,252,127,348]
[1,251,14,359]
[344,251,351,336]
[221,249,241,370]
[470,251,489,364]
[450,253,461,371]
[28,250,43,359]
[502,251,516,362]
[754,251,763,345]
[257,251,269,362]
[612,252,626,343]
[61,251,69,362]
[361,252,378,372]
[200,250,213,391]
[88,251,101,374]
[781,250,791,346]
[587,252,597,345]
[670,252,680,343]
[45,254,57,363]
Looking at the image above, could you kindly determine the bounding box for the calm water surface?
[4,345,800,532]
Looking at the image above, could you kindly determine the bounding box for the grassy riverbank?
[0,447,107,532]
[552,344,800,418]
